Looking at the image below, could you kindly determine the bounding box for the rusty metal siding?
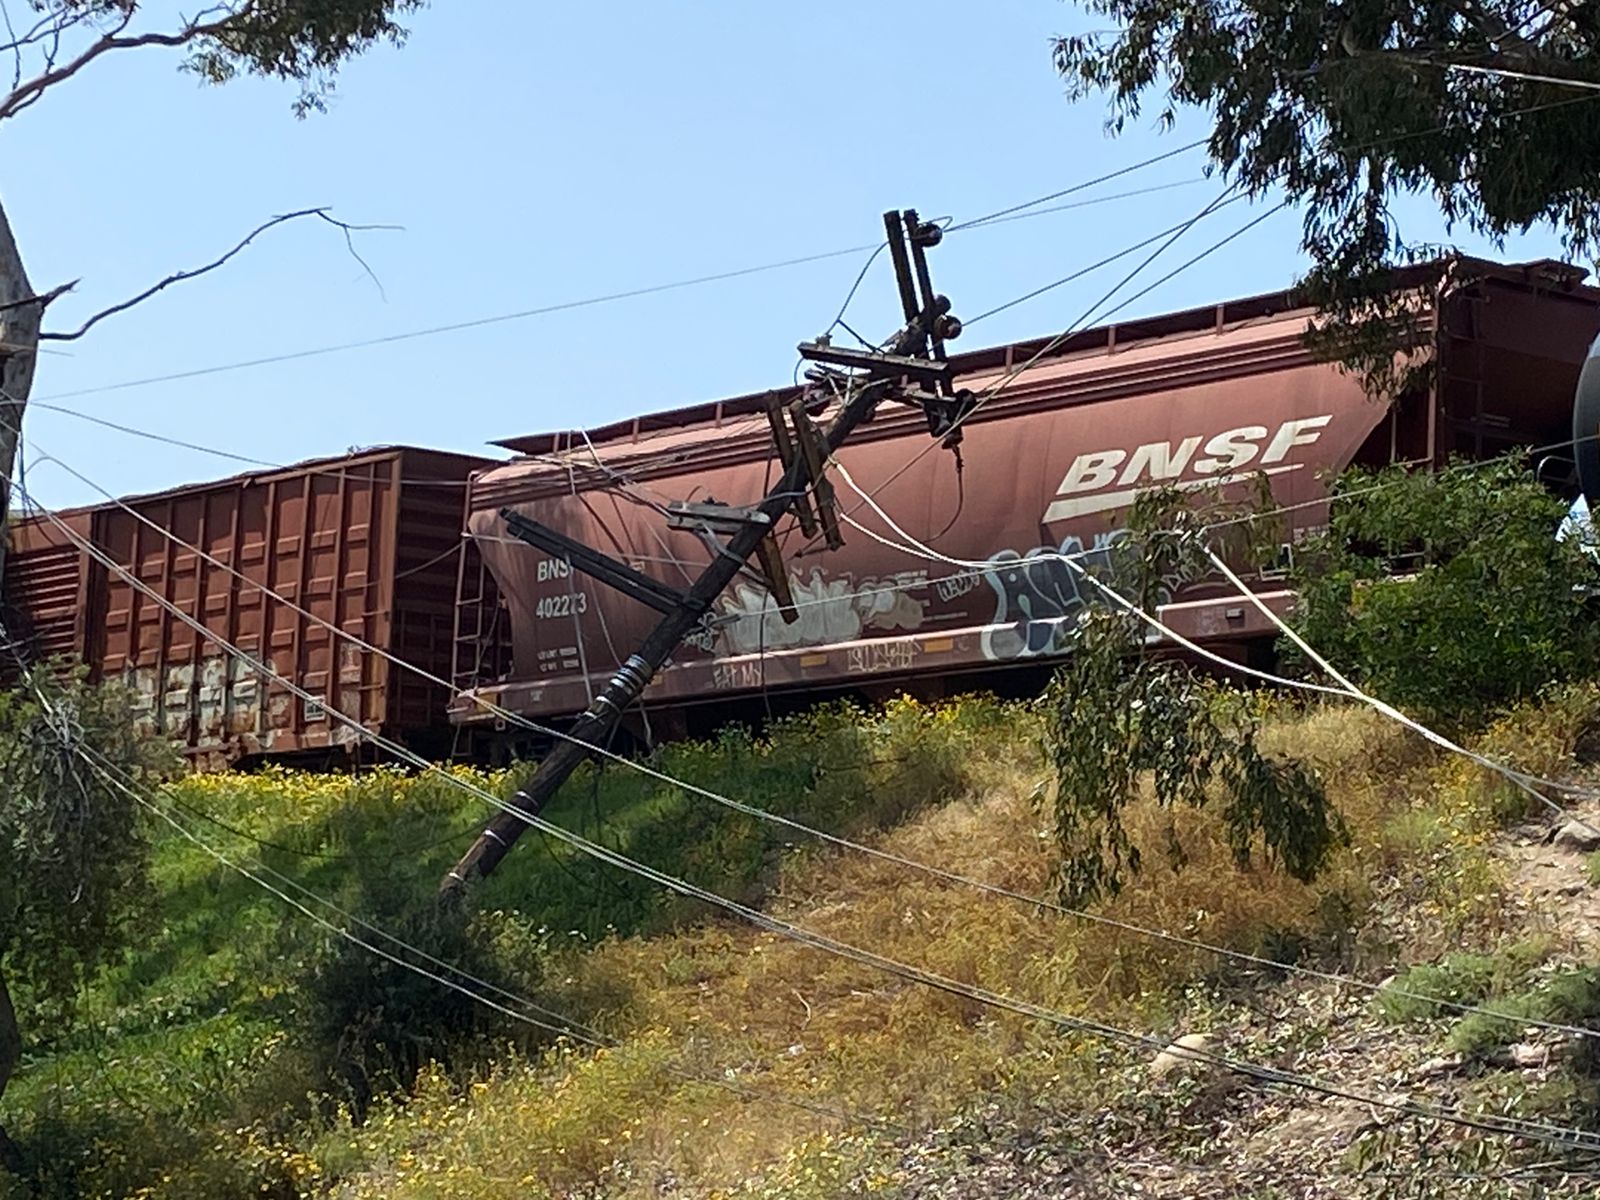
[5,447,492,764]
[386,449,487,744]
[2,513,92,662]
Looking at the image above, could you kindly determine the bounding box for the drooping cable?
[15,472,1600,1146]
[23,444,1600,1040]
[826,458,1600,846]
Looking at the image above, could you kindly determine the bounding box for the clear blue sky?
[5,1,1569,509]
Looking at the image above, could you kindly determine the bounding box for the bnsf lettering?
[1262,414,1332,464]
[536,557,574,583]
[1043,414,1333,523]
[1193,424,1269,475]
[1120,436,1200,486]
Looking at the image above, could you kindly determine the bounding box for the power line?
[1433,59,1600,93]
[13,398,479,488]
[962,192,1250,326]
[32,441,1600,1040]
[27,151,1208,406]
[31,243,875,403]
[15,464,1600,1136]
[825,458,1600,846]
[953,177,1206,232]
[948,138,1208,230]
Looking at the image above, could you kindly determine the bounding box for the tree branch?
[39,208,398,342]
[0,3,79,60]
[316,210,398,301]
[0,3,254,124]
[0,0,20,92]
[0,280,76,316]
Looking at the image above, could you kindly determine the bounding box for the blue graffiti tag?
[980,533,1122,661]
[978,529,1224,662]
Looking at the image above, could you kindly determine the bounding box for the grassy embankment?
[4,690,1600,1198]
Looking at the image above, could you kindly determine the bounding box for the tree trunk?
[0,197,41,591]
[0,963,24,1175]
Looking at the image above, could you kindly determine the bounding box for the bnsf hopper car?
[450,257,1600,744]
[3,446,492,767]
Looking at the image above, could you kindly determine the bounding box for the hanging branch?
[39,207,400,342]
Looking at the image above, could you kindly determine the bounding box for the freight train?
[7,256,1600,765]
[2,447,487,766]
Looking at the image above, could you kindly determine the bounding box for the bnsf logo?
[1041,414,1332,523]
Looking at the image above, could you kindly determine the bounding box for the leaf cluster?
[18,2,424,120]
[1056,1,1600,388]
[1287,458,1600,725]
[0,667,173,1008]
[1043,611,1344,906]
[186,0,425,116]
[1042,480,1338,905]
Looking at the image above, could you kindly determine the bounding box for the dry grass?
[20,685,1600,1200]
[300,696,1561,1199]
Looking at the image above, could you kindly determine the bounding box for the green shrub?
[1447,970,1600,1058]
[1289,461,1600,728]
[1377,953,1503,1023]
[0,668,175,1182]
[1376,942,1550,1025]
[300,899,545,1115]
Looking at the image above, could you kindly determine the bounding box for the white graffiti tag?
[717,567,927,654]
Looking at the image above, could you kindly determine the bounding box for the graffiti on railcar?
[846,641,920,675]
[977,527,1223,662]
[711,659,767,691]
[978,533,1121,662]
[696,523,1221,670]
[933,570,983,603]
[716,567,929,654]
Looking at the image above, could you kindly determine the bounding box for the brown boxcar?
[449,257,1600,738]
[4,446,492,766]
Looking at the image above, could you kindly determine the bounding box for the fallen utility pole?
[441,209,964,894]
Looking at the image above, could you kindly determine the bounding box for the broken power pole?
[442,208,966,894]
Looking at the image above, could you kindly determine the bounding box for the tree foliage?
[0,667,172,1172]
[1042,485,1345,906]
[1044,614,1344,906]
[2,2,423,123]
[0,669,170,1001]
[1055,2,1600,387]
[1287,459,1600,725]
